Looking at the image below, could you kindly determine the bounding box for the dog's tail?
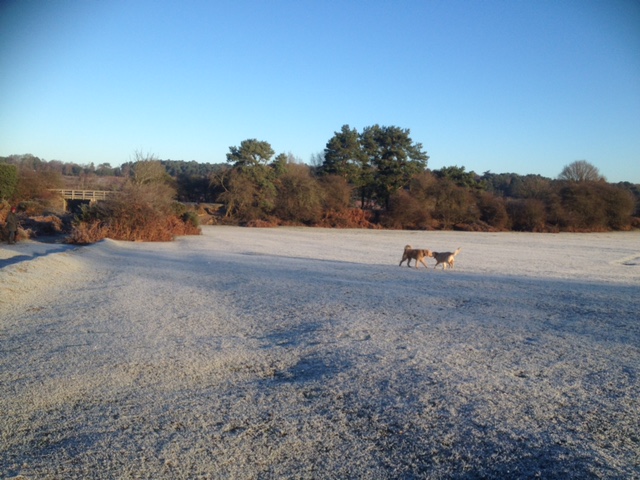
[404,245,412,251]
[453,247,461,257]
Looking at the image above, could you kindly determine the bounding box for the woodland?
[1,124,639,241]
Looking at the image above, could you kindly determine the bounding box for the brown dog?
[432,248,461,270]
[399,245,432,269]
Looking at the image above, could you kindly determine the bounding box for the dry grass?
[68,215,200,244]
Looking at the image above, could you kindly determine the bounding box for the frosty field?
[1,226,639,479]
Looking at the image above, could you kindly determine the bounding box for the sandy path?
[1,227,639,478]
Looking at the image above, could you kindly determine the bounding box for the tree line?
[1,126,639,232]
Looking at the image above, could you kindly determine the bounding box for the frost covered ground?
[1,226,639,479]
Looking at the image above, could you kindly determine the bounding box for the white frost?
[1,227,639,478]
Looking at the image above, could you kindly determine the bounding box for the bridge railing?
[50,189,115,201]
[49,189,118,211]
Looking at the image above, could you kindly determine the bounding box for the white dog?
[432,248,461,270]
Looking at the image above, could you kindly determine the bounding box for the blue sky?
[1,0,639,182]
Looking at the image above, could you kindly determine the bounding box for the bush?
[602,184,635,230]
[66,220,110,244]
[430,179,478,229]
[181,210,200,228]
[555,182,633,231]
[69,182,200,243]
[0,164,18,200]
[317,208,381,228]
[13,168,62,204]
[383,189,432,229]
[507,199,547,232]
[318,175,352,213]
[274,165,323,224]
[476,192,509,230]
[218,168,276,224]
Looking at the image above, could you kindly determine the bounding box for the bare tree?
[131,151,170,185]
[558,160,605,182]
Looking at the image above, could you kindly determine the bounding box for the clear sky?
[1,0,639,182]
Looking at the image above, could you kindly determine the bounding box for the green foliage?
[226,139,275,168]
[181,210,200,228]
[160,159,226,177]
[483,172,550,198]
[433,166,485,190]
[361,125,429,209]
[95,163,116,176]
[429,178,477,228]
[0,163,18,200]
[321,124,428,208]
[322,125,366,184]
[218,167,277,223]
[271,153,289,177]
[215,140,282,223]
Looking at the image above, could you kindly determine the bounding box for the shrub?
[69,182,200,243]
[383,189,432,229]
[429,178,478,229]
[476,192,509,230]
[66,220,110,244]
[274,164,323,224]
[13,168,63,204]
[246,217,281,228]
[555,182,634,231]
[317,208,381,228]
[0,164,18,200]
[181,210,200,228]
[218,168,276,223]
[17,200,47,216]
[507,199,547,232]
[318,175,353,213]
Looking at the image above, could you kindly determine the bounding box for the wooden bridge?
[50,189,116,211]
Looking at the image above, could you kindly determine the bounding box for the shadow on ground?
[0,235,77,269]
